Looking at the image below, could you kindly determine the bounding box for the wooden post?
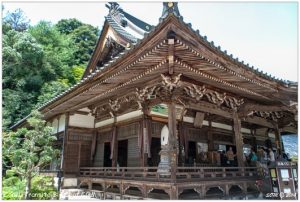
[207,121,214,151]
[273,122,283,151]
[111,116,118,167]
[184,127,189,163]
[77,143,82,174]
[169,185,178,200]
[168,102,177,146]
[90,131,97,162]
[178,121,185,166]
[251,129,257,152]
[62,113,69,174]
[168,102,177,182]
[233,113,244,167]
[141,115,150,167]
[139,119,145,166]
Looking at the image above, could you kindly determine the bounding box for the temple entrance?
[149,137,161,166]
[187,141,197,165]
[103,142,112,167]
[117,139,128,167]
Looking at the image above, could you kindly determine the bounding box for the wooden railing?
[80,167,162,181]
[79,166,258,181]
[176,167,257,181]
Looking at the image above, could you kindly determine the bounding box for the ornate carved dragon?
[161,73,182,92]
[224,97,244,111]
[184,84,206,101]
[205,91,226,106]
[109,99,121,112]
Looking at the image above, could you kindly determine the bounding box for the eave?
[11,12,297,130]
[37,15,296,119]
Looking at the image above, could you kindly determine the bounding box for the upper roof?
[82,2,152,77]
[11,2,298,129]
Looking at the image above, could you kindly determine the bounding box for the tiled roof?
[10,2,297,129]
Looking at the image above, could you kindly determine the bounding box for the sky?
[2,1,298,81]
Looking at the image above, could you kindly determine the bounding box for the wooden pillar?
[168,102,177,181]
[251,129,257,152]
[141,115,151,167]
[184,126,189,163]
[142,185,148,198]
[140,104,151,167]
[273,123,283,151]
[111,116,118,167]
[168,102,177,147]
[178,121,185,166]
[88,181,92,190]
[62,113,69,173]
[169,185,178,200]
[77,143,82,174]
[139,119,145,166]
[207,121,214,151]
[90,131,97,163]
[233,113,244,167]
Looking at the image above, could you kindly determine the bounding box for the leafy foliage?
[2,9,99,130]
[55,18,83,35]
[56,18,99,65]
[2,174,58,200]
[2,174,25,200]
[3,8,30,31]
[3,110,60,199]
[36,80,69,107]
[70,24,98,64]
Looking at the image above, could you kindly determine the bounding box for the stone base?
[62,178,78,188]
[157,147,176,176]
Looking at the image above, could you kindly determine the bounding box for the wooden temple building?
[12,2,298,200]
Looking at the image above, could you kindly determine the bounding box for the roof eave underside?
[38,15,297,120]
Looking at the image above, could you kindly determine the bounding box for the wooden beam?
[243,116,274,128]
[238,103,293,117]
[74,110,90,115]
[280,126,297,134]
[187,101,232,119]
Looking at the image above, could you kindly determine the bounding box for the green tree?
[2,173,58,200]
[2,29,49,129]
[3,110,60,199]
[55,19,99,65]
[29,21,76,78]
[55,18,83,35]
[71,24,98,64]
[2,11,96,130]
[3,8,30,32]
[36,80,69,107]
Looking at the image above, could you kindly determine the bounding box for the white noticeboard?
[280,169,290,181]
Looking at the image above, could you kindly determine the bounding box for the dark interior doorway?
[187,141,197,165]
[149,138,161,166]
[117,139,128,167]
[103,142,112,167]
